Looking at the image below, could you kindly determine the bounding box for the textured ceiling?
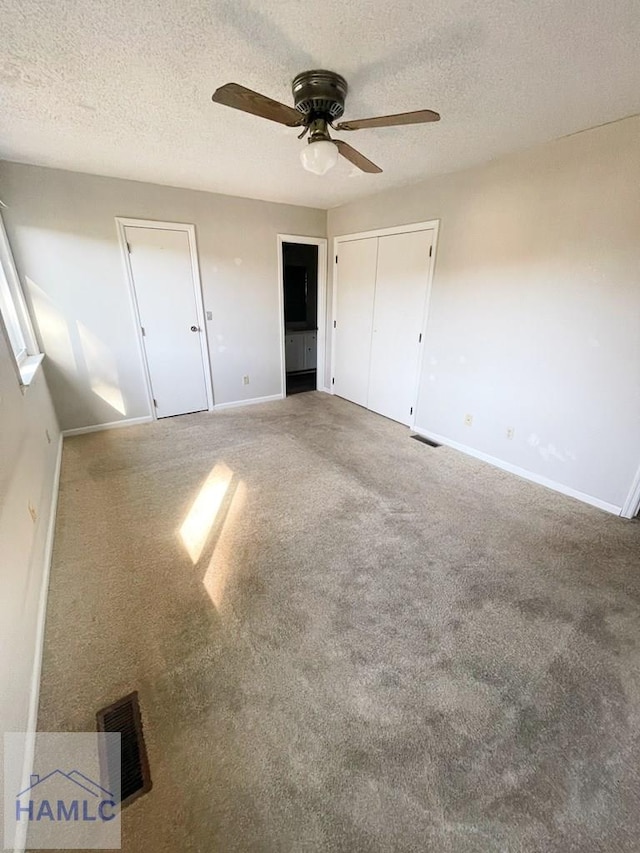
[1,0,639,209]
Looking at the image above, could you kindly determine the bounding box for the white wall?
[0,162,325,431]
[328,115,640,511]
[0,321,60,787]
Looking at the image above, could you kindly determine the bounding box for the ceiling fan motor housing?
[292,70,348,121]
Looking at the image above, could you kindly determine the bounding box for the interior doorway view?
[118,220,213,418]
[282,241,319,395]
[332,223,437,426]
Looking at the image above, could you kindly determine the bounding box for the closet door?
[333,237,378,407]
[367,230,432,425]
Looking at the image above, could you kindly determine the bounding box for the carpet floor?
[35,393,640,852]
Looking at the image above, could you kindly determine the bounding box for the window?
[0,258,27,364]
[0,211,40,380]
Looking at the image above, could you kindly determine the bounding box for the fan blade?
[335,140,382,174]
[212,83,303,127]
[335,109,440,131]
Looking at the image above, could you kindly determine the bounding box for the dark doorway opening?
[282,242,318,395]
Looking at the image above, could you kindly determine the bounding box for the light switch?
[206,311,213,321]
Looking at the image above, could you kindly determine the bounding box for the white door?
[367,230,432,425]
[333,238,378,407]
[125,226,209,418]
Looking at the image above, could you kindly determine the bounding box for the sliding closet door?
[367,230,433,425]
[333,237,378,407]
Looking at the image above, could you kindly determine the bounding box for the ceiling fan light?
[300,140,339,175]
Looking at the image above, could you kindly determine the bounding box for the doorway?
[278,235,328,396]
[117,218,213,419]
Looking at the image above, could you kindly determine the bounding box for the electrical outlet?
[45,428,51,444]
[506,427,515,440]
[464,413,473,427]
[243,375,250,385]
[28,501,37,523]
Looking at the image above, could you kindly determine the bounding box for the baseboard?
[14,434,63,853]
[213,394,283,411]
[62,415,153,437]
[413,426,622,516]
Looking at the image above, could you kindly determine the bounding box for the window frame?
[0,210,40,380]
[0,260,28,365]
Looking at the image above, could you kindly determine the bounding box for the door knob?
[190,325,199,332]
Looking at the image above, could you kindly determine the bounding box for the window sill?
[19,353,44,387]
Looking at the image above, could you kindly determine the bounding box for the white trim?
[115,217,215,419]
[408,222,439,428]
[0,306,24,388]
[277,234,328,397]
[333,219,441,244]
[0,212,39,355]
[62,415,153,437]
[115,220,156,419]
[213,394,282,412]
[329,244,338,395]
[330,219,441,423]
[0,250,28,364]
[621,463,640,519]
[14,434,63,853]
[413,426,622,515]
[18,353,44,387]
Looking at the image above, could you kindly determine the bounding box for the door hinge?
[429,245,433,257]
[126,241,132,254]
[332,377,335,385]
[333,320,337,328]
[153,398,158,408]
[335,255,338,264]
[418,332,422,343]
[141,326,145,337]
[410,406,413,415]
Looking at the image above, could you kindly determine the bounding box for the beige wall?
[328,116,640,510]
[0,162,325,431]
[0,321,60,773]
[2,115,639,510]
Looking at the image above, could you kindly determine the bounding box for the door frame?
[331,219,440,427]
[621,463,640,519]
[277,234,328,396]
[115,217,214,419]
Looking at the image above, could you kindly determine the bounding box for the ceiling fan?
[211,70,440,176]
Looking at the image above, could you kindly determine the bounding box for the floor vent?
[411,434,441,448]
[96,691,152,807]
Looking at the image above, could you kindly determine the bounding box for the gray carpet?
[36,392,640,852]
